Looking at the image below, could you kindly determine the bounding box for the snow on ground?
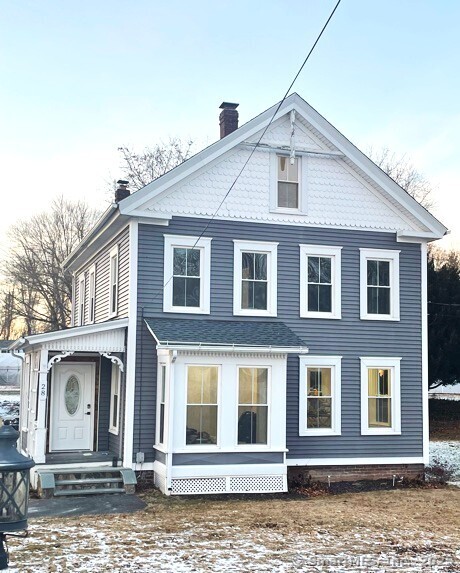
[0,393,19,421]
[430,440,460,480]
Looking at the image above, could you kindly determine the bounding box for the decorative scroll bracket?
[99,352,124,373]
[47,351,75,372]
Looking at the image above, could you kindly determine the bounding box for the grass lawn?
[8,487,460,572]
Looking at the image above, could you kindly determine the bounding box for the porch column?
[33,348,49,464]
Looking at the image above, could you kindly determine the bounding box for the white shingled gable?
[119,93,447,238]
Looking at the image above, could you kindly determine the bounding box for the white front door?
[50,362,95,451]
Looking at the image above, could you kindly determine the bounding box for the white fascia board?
[396,230,444,243]
[290,94,448,238]
[21,318,129,347]
[287,457,425,466]
[118,98,297,215]
[156,343,308,354]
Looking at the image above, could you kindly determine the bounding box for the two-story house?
[13,93,447,496]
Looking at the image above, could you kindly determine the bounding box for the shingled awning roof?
[144,318,308,354]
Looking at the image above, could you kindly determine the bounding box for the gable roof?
[145,317,308,353]
[118,93,447,239]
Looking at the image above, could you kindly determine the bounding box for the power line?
[152,0,342,302]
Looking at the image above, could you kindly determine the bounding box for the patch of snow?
[430,441,460,480]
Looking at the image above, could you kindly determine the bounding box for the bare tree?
[368,147,435,210]
[4,196,100,334]
[117,138,194,191]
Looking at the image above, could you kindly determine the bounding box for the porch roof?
[145,317,309,354]
[10,318,128,353]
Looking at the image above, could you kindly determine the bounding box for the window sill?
[163,306,210,315]
[300,312,341,320]
[361,429,401,436]
[299,430,341,437]
[233,309,277,318]
[360,315,400,322]
[108,312,118,320]
[174,447,288,454]
[270,207,305,216]
[109,428,119,436]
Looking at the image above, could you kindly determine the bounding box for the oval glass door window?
[65,375,80,416]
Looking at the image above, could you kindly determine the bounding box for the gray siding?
[97,357,111,451]
[134,216,423,462]
[73,227,130,324]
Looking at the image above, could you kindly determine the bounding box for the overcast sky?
[1,0,459,251]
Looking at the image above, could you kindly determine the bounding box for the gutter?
[156,342,309,354]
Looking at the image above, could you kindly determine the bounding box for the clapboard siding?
[134,216,423,461]
[73,227,130,324]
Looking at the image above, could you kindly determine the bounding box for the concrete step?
[54,487,126,496]
[55,477,122,486]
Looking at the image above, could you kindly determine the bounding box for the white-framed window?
[88,264,96,324]
[109,365,121,434]
[237,367,269,445]
[186,365,219,445]
[163,235,212,314]
[360,357,401,435]
[269,154,307,213]
[299,245,342,319]
[233,240,278,316]
[156,363,167,446]
[360,249,400,321]
[299,356,342,436]
[109,245,119,318]
[78,272,85,326]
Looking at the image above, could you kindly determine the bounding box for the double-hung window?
[360,357,401,435]
[233,240,278,316]
[300,245,342,319]
[78,273,85,326]
[237,367,269,445]
[109,365,121,434]
[277,155,299,209]
[164,235,212,314]
[157,364,167,445]
[88,264,96,323]
[109,245,119,318]
[186,366,219,445]
[299,356,341,436]
[360,249,400,320]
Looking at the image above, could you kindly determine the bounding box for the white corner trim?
[233,240,278,317]
[360,356,402,436]
[299,245,342,319]
[421,242,429,464]
[78,272,85,327]
[299,355,342,436]
[109,365,121,435]
[360,248,400,321]
[163,234,212,315]
[123,220,138,467]
[108,244,119,319]
[88,263,96,324]
[287,456,425,466]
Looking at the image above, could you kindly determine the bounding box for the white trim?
[123,219,138,468]
[155,361,168,446]
[170,463,286,478]
[421,242,429,464]
[108,245,119,318]
[299,245,342,319]
[163,234,212,315]
[360,248,400,321]
[287,456,424,466]
[88,264,96,324]
[299,355,342,436]
[233,240,278,317]
[70,274,76,327]
[360,356,402,435]
[156,344,308,355]
[78,272,85,327]
[18,318,129,347]
[109,364,121,435]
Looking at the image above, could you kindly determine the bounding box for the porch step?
[36,466,137,498]
[54,488,126,496]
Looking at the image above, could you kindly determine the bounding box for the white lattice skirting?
[169,474,287,495]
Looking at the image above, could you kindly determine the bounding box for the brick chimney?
[219,102,239,138]
[115,180,130,203]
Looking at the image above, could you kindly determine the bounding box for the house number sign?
[39,379,47,401]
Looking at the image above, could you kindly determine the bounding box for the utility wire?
[151,0,342,302]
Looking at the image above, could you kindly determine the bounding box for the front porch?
[11,319,135,492]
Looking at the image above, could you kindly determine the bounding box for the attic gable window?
[163,235,212,314]
[277,156,299,209]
